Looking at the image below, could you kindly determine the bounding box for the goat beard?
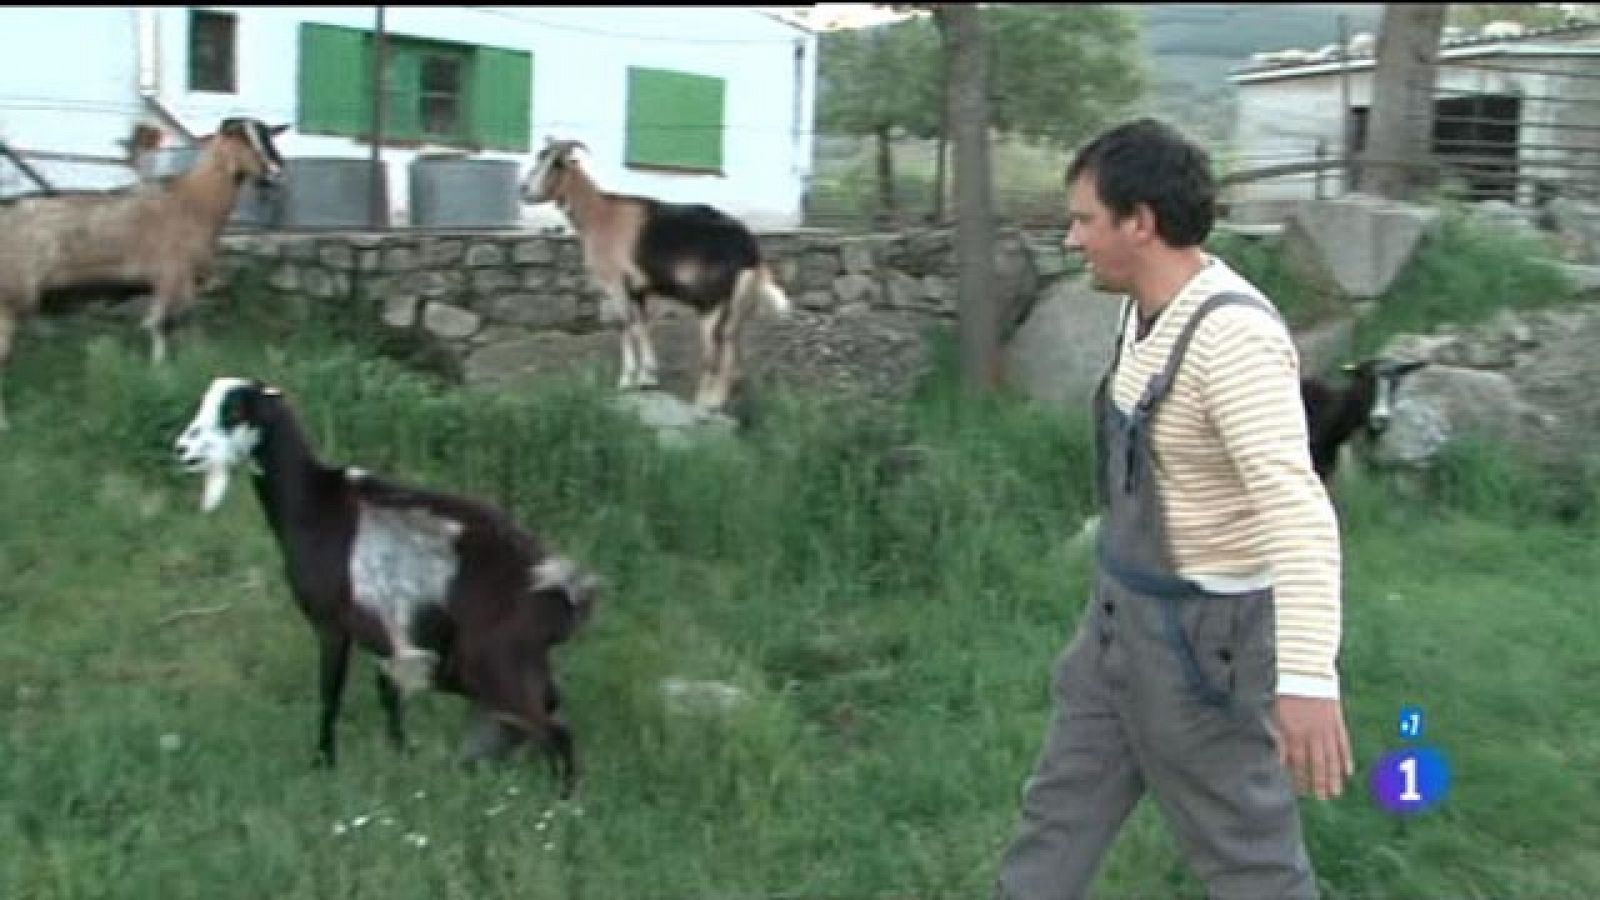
[201,463,231,513]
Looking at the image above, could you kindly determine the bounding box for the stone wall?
[207,227,1076,401]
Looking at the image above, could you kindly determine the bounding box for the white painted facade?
[0,6,819,229]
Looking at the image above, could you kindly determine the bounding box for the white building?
[1225,21,1600,225]
[0,6,818,229]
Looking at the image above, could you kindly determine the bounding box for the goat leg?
[547,716,578,799]
[141,299,169,365]
[628,291,660,390]
[617,328,638,391]
[313,629,352,768]
[374,668,409,754]
[460,708,526,765]
[601,285,637,390]
[0,310,15,430]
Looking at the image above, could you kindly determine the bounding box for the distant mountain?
[1126,4,1386,147]
[1138,3,1384,61]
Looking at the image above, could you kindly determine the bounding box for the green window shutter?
[298,23,370,136]
[383,42,423,142]
[470,47,532,152]
[625,67,725,171]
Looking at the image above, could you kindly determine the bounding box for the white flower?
[159,733,182,752]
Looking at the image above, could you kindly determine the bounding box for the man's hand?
[1273,695,1354,800]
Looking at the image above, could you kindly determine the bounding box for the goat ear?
[269,123,289,136]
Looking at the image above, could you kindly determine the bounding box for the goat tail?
[743,263,791,317]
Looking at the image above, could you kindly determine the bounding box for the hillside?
[1130,3,1385,147]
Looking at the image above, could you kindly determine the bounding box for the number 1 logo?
[1371,747,1450,815]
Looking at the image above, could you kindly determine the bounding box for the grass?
[1,289,1597,899]
[1348,204,1581,357]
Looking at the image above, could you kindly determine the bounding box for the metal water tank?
[144,145,278,230]
[409,154,520,229]
[278,158,385,231]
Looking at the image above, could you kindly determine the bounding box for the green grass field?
[2,292,1596,899]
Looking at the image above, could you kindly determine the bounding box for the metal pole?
[369,5,388,230]
[0,138,56,194]
[1314,139,1326,199]
[1338,14,1352,193]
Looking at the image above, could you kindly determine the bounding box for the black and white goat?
[0,117,286,430]
[173,377,599,796]
[520,138,791,413]
[1301,357,1428,483]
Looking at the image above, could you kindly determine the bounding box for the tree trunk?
[936,5,1000,393]
[1357,3,1447,201]
[874,124,897,228]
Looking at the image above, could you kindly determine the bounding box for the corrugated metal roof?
[1230,20,1600,85]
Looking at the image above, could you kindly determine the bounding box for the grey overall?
[996,292,1318,900]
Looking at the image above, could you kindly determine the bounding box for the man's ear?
[1127,202,1158,242]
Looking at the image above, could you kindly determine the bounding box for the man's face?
[1064,172,1138,294]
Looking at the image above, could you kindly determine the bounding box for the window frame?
[188,8,238,94]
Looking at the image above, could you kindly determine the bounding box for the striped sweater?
[1107,256,1343,699]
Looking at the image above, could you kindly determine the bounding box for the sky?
[761,4,920,32]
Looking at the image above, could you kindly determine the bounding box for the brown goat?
[520,138,790,414]
[0,117,286,430]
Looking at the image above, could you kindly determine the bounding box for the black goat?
[173,377,599,795]
[1301,358,1428,483]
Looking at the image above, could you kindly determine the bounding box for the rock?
[660,677,750,716]
[422,302,481,340]
[611,391,737,449]
[1283,193,1442,299]
[1004,276,1123,414]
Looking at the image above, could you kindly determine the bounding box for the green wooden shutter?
[471,47,532,152]
[625,67,725,171]
[298,23,370,136]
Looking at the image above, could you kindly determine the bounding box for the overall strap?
[1107,297,1134,377]
[1118,291,1279,495]
[1132,291,1280,419]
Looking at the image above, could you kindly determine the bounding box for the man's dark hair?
[1065,117,1216,247]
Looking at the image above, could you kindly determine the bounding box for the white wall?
[0,8,142,194]
[149,6,818,228]
[1228,72,1372,223]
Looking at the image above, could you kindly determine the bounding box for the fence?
[1220,53,1600,223]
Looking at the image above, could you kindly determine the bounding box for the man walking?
[995,118,1353,900]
